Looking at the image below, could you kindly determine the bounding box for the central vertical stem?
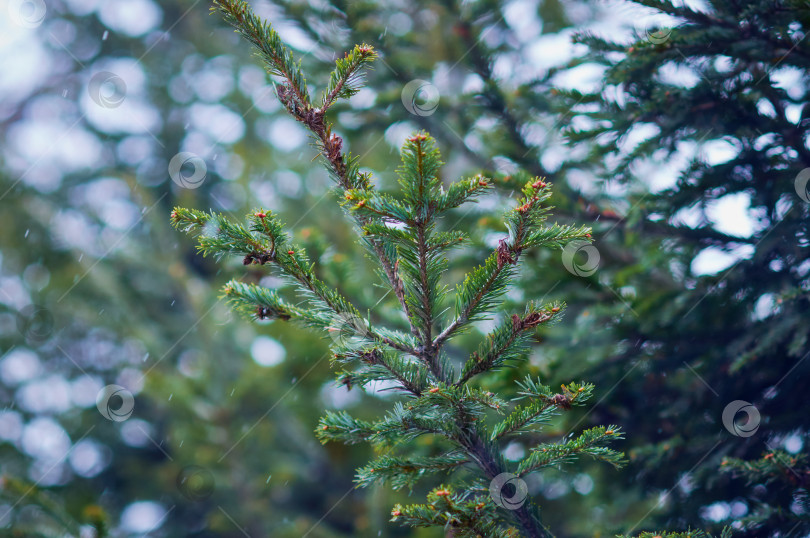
[416,221,446,382]
[455,411,550,538]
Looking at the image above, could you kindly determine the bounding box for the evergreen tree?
[172,1,625,535]
[555,0,810,534]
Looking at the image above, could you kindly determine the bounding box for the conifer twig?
[172,4,625,536]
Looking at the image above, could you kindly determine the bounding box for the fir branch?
[333,347,430,396]
[350,133,457,380]
[170,207,276,262]
[440,248,516,341]
[523,222,594,250]
[344,190,412,223]
[222,280,297,322]
[398,134,446,358]
[317,401,458,448]
[316,411,376,445]
[428,230,468,251]
[417,383,508,421]
[171,206,417,356]
[491,401,559,441]
[360,221,415,247]
[321,44,378,110]
[396,233,448,346]
[457,302,563,385]
[721,450,809,488]
[514,375,556,399]
[175,8,626,536]
[517,426,625,476]
[619,529,733,538]
[390,485,514,537]
[357,453,470,490]
[435,179,590,347]
[212,1,427,347]
[460,386,508,414]
[375,242,422,342]
[397,132,443,218]
[212,0,310,106]
[438,174,493,212]
[491,382,594,440]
